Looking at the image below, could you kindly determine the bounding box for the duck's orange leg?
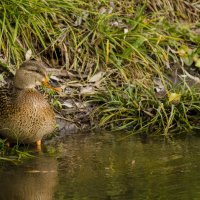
[35,140,41,151]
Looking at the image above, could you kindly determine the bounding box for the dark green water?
[0,133,200,200]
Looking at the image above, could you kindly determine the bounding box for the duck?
[0,61,57,148]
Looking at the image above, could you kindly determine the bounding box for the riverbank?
[0,0,200,140]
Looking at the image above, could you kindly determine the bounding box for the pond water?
[0,133,200,200]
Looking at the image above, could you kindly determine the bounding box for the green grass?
[0,0,200,144]
[90,83,200,135]
[0,138,34,163]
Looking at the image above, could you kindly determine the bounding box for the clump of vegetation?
[0,138,34,163]
[0,0,200,142]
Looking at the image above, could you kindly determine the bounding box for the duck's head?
[14,61,49,89]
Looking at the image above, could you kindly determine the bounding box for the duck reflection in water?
[0,156,58,200]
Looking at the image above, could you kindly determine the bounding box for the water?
[0,133,200,200]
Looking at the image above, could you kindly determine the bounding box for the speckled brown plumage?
[0,61,56,143]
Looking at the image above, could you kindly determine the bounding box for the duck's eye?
[34,69,41,73]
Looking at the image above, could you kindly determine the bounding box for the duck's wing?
[0,86,17,118]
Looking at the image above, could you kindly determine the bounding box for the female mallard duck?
[0,61,56,147]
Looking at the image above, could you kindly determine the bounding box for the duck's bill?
[42,76,62,92]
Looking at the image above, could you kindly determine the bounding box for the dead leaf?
[74,102,88,109]
[25,49,32,61]
[99,7,107,14]
[62,101,74,108]
[80,86,95,95]
[88,71,104,83]
[154,78,165,92]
